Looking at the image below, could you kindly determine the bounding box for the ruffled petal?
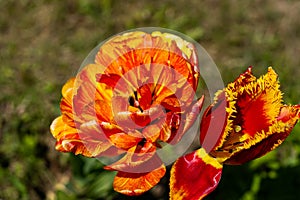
[277,105,300,123]
[201,67,299,165]
[95,31,199,91]
[50,116,120,157]
[170,148,223,200]
[50,116,93,156]
[225,105,300,165]
[236,67,282,137]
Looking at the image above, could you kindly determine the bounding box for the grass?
[0,0,300,199]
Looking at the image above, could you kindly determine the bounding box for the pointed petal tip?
[247,66,253,72]
[61,77,75,97]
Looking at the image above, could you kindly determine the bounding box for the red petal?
[137,84,152,111]
[113,164,166,196]
[232,66,256,86]
[200,67,289,164]
[225,129,290,165]
[200,91,228,152]
[236,68,282,138]
[97,73,121,88]
[225,104,300,165]
[170,148,223,200]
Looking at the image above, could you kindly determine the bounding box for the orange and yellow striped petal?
[113,164,166,196]
[50,116,93,156]
[104,143,161,173]
[95,31,199,91]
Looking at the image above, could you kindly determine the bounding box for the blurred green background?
[1,0,300,199]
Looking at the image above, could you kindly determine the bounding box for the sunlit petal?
[225,105,300,165]
[170,148,222,200]
[200,67,300,165]
[51,30,201,196]
[113,164,166,196]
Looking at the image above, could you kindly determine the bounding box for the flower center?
[128,91,143,112]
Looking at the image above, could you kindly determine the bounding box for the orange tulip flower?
[170,67,300,200]
[50,31,204,195]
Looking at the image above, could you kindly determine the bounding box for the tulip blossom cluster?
[50,30,300,199]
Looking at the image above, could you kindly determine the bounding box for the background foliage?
[1,0,300,199]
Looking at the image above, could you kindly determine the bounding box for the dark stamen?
[137,138,147,148]
[134,90,138,100]
[128,96,135,106]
